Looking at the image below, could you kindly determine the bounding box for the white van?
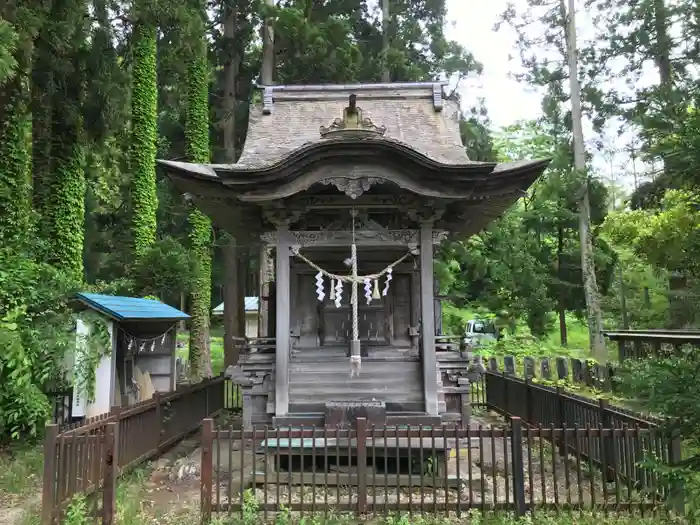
[463,319,499,348]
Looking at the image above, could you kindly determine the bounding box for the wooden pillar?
[420,223,438,415]
[236,246,248,338]
[275,227,290,416]
[223,237,241,368]
[259,244,271,337]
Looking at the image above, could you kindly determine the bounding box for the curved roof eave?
[215,137,497,180]
[157,156,552,204]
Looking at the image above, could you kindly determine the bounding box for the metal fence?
[200,417,683,522]
[483,372,678,489]
[41,376,230,525]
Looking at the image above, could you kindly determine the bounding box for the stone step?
[273,411,443,428]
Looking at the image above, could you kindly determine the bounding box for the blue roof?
[76,292,190,322]
[212,297,259,315]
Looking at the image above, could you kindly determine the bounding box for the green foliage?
[0,242,80,441]
[616,349,700,517]
[0,18,18,86]
[0,70,31,246]
[47,138,86,280]
[130,236,195,300]
[130,22,159,261]
[604,190,700,280]
[187,208,212,378]
[62,494,91,525]
[617,349,699,464]
[0,312,50,441]
[73,311,111,403]
[41,0,90,281]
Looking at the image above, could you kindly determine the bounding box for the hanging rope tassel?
[383,267,392,296]
[363,278,372,304]
[334,280,343,308]
[330,278,336,301]
[372,279,381,300]
[315,271,325,301]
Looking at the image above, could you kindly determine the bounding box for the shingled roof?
[235,82,471,169]
[156,82,552,237]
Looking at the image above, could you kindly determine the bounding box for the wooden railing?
[435,334,464,352]
[41,376,228,524]
[603,329,700,362]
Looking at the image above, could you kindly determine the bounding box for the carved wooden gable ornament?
[319,94,387,139]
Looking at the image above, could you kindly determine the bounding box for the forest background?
[1,0,700,443]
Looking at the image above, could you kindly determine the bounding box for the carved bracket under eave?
[320,177,384,199]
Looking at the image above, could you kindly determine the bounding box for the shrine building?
[157,82,550,428]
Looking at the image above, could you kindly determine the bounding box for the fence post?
[503,372,510,417]
[204,381,210,417]
[668,428,685,516]
[460,382,471,429]
[555,387,566,456]
[598,399,615,482]
[102,422,119,525]
[154,391,162,453]
[201,418,214,524]
[524,379,533,424]
[510,417,527,516]
[41,424,59,525]
[356,417,367,516]
[617,340,625,363]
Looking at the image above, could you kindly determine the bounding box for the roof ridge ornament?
[320,94,387,139]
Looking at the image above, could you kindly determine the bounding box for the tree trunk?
[261,0,274,86]
[381,0,390,82]
[129,20,158,262]
[557,224,568,346]
[221,0,242,367]
[619,266,629,329]
[564,0,606,361]
[185,1,213,380]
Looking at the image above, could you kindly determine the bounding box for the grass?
[177,326,225,376]
[0,444,43,506]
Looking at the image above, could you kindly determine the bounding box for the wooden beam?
[420,223,438,416]
[267,229,446,247]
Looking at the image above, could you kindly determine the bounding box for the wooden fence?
[199,417,683,522]
[41,375,230,524]
[602,329,700,362]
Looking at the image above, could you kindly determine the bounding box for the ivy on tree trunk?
[130,21,158,262]
[45,0,88,281]
[185,9,213,380]
[0,73,31,246]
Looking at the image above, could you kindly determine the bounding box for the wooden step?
[289,402,426,413]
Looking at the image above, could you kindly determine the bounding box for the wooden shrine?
[158,82,550,428]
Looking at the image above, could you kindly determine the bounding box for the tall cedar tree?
[130,16,159,261]
[185,2,213,379]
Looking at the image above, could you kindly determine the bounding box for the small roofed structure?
[158,82,550,428]
[71,293,189,419]
[212,297,260,338]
